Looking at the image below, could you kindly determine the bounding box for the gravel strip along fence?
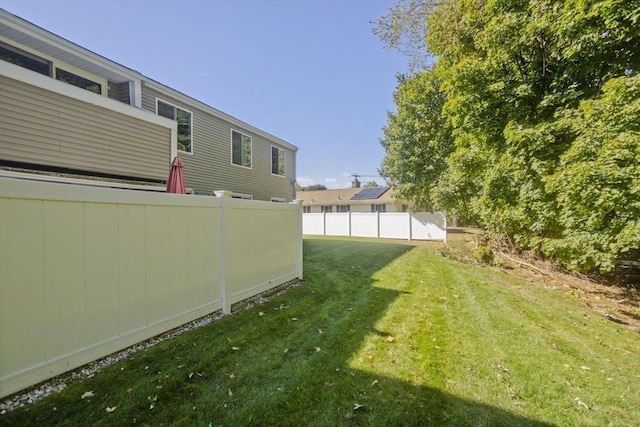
[0,279,303,414]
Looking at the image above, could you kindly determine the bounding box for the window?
[0,43,50,76]
[303,206,311,213]
[157,99,192,153]
[231,130,252,168]
[337,205,350,212]
[371,204,386,213]
[55,68,102,94]
[271,146,285,176]
[401,204,409,213]
[321,205,333,213]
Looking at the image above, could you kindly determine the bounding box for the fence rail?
[0,177,302,398]
[303,212,446,241]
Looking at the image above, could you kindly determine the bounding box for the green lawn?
[1,237,638,426]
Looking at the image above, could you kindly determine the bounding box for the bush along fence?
[0,177,303,398]
[303,212,447,241]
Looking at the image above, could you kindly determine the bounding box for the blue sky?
[2,0,408,189]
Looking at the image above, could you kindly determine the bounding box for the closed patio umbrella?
[166,156,186,194]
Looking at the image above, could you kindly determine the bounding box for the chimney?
[351,178,361,188]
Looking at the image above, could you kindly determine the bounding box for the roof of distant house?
[296,186,397,206]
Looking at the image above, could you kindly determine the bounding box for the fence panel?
[0,178,301,398]
[350,213,379,238]
[379,213,410,239]
[325,212,350,236]
[302,213,325,235]
[410,212,447,241]
[303,212,446,241]
[223,195,302,311]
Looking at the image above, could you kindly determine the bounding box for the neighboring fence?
[0,177,302,398]
[303,212,447,241]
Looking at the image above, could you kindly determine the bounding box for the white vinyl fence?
[0,177,302,398]
[304,212,447,241]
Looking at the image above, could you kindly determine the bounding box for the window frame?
[156,98,193,154]
[271,145,286,176]
[230,129,252,169]
[303,206,311,213]
[337,205,350,212]
[371,204,387,213]
[321,205,333,213]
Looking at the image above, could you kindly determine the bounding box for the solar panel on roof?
[351,187,389,200]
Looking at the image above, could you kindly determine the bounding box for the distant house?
[296,184,411,214]
[0,9,297,201]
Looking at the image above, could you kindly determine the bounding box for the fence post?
[214,190,232,314]
[323,211,327,236]
[408,212,412,241]
[292,199,304,280]
[348,211,352,237]
[377,211,381,238]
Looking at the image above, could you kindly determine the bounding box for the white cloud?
[296,176,315,187]
[324,178,337,184]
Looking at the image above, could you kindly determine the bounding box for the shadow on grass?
[0,238,555,426]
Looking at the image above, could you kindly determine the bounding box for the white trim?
[230,129,252,169]
[156,97,193,155]
[271,145,286,177]
[130,80,142,108]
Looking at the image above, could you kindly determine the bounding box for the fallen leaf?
[149,404,155,410]
[106,406,116,413]
[315,347,321,352]
[353,403,364,410]
[575,397,590,410]
[229,373,236,379]
[292,318,298,321]
[318,328,323,334]
[189,372,194,379]
[127,388,133,394]
[384,335,394,343]
[232,347,240,351]
[372,380,379,386]
[580,366,591,371]
[259,312,265,317]
[228,388,233,397]
[81,391,94,399]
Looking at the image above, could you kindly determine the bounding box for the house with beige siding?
[296,184,411,214]
[0,9,297,201]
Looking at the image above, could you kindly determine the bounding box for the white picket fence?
[303,212,447,241]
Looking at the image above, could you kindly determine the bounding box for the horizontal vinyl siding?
[142,85,295,200]
[0,76,171,181]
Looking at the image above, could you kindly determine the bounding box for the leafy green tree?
[378,71,454,210]
[374,0,640,271]
[544,75,640,271]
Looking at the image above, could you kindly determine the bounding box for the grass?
[1,236,639,426]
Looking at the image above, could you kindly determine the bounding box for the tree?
[363,180,380,187]
[544,75,640,272]
[379,71,453,210]
[374,0,640,272]
[298,184,327,191]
